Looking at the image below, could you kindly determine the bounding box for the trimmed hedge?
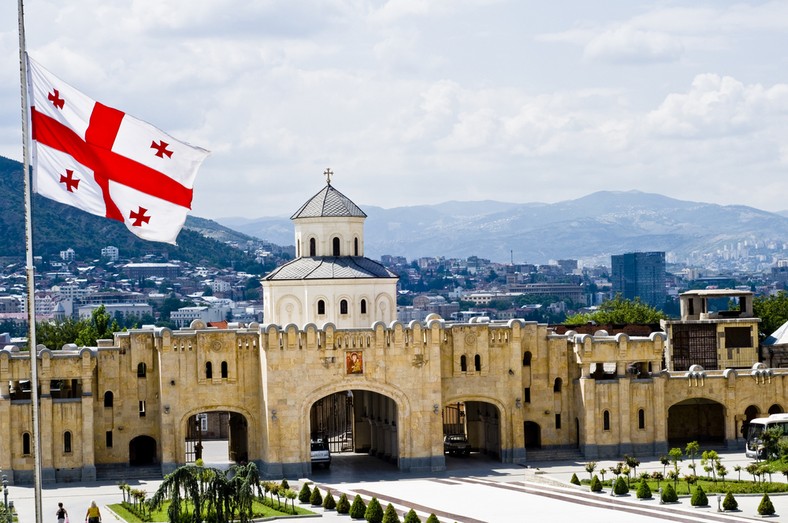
[365,497,384,523]
[691,485,708,507]
[310,487,323,506]
[350,495,367,519]
[722,491,738,511]
[336,493,351,514]
[758,493,776,516]
[662,483,678,503]
[613,476,629,495]
[323,490,336,510]
[570,473,581,485]
[298,483,311,503]
[636,481,652,499]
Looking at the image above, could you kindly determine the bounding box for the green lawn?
[109,498,315,523]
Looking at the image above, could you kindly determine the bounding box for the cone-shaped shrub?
[613,476,629,495]
[636,481,652,499]
[350,495,367,519]
[337,493,351,514]
[722,491,738,511]
[589,475,602,492]
[382,503,400,523]
[323,490,337,510]
[403,509,421,523]
[310,486,323,506]
[280,479,290,490]
[758,493,776,516]
[425,515,440,523]
[662,483,678,503]
[298,483,312,503]
[365,497,384,523]
[570,473,581,485]
[690,485,708,507]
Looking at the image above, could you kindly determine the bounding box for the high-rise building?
[611,251,666,308]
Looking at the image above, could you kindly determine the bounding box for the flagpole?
[17,1,44,523]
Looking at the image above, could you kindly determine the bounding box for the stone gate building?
[1,177,786,484]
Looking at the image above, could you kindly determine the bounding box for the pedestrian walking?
[84,501,101,523]
[56,502,68,523]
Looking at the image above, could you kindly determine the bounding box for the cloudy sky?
[2,0,788,219]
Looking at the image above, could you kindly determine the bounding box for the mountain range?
[219,191,788,265]
[4,152,787,266]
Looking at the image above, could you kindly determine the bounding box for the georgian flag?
[26,55,209,244]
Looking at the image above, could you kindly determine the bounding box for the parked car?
[311,437,331,468]
[443,434,471,456]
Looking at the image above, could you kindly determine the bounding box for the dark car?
[443,434,471,456]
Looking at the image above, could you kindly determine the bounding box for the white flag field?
[26,55,209,244]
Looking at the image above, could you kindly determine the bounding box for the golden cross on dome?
[323,167,333,184]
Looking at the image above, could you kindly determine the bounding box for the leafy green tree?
[37,317,85,349]
[382,503,400,523]
[365,497,384,523]
[564,295,666,325]
[349,495,367,519]
[684,441,700,467]
[584,461,597,480]
[753,292,788,339]
[75,305,119,346]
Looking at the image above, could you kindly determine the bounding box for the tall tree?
[753,292,788,339]
[565,295,666,325]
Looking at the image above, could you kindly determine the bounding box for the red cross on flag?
[26,55,209,244]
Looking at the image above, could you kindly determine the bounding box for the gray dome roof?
[291,183,366,219]
[263,256,397,281]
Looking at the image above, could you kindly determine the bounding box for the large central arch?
[302,382,411,471]
[668,398,725,445]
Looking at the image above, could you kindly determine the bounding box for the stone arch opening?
[668,398,725,445]
[742,405,760,439]
[442,400,502,460]
[524,421,541,449]
[184,411,249,465]
[768,404,783,415]
[129,435,157,466]
[309,389,398,469]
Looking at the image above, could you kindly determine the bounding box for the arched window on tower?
[309,238,316,256]
[553,378,562,393]
[104,391,113,408]
[137,362,147,378]
[460,355,468,372]
[523,352,532,366]
[332,237,340,256]
[638,409,645,429]
[221,361,228,379]
[206,362,213,380]
[354,237,359,256]
[317,300,326,315]
[23,432,31,455]
[474,354,481,371]
[64,431,72,453]
[360,299,367,314]
[340,300,348,315]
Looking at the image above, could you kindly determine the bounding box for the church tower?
[262,169,398,328]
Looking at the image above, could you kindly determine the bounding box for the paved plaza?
[6,445,787,522]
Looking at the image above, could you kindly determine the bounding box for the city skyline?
[1,1,787,219]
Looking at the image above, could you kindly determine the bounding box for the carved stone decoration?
[464,333,476,346]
